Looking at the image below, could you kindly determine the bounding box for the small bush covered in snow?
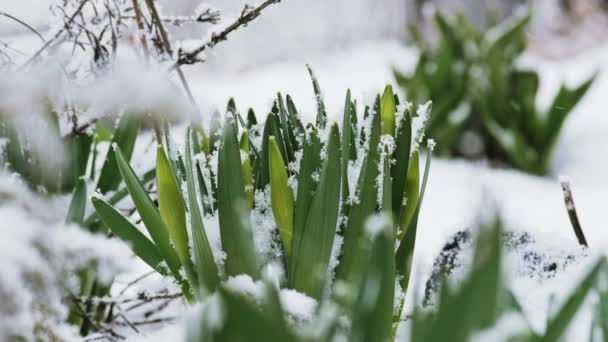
[395,10,596,175]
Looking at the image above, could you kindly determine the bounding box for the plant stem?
[560,178,588,247]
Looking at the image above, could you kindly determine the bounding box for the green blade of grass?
[185,128,220,296]
[395,146,432,304]
[341,90,353,209]
[157,144,199,292]
[398,149,420,241]
[217,117,259,278]
[290,123,341,299]
[381,85,396,136]
[349,214,395,342]
[66,179,87,224]
[336,98,381,283]
[392,106,412,224]
[258,113,287,190]
[96,114,140,194]
[114,145,190,298]
[269,136,295,259]
[92,197,166,275]
[541,258,606,342]
[240,132,254,209]
[307,64,327,129]
[288,126,321,287]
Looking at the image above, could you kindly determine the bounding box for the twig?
[118,271,156,296]
[115,317,175,326]
[560,177,588,247]
[73,291,183,306]
[0,12,46,42]
[172,0,282,67]
[64,118,99,139]
[142,0,199,112]
[21,0,91,68]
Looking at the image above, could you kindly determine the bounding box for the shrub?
[394,11,596,175]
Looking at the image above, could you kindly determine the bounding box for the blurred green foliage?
[395,11,596,175]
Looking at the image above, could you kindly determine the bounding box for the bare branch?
[0,12,46,43]
[560,178,588,247]
[21,0,91,68]
[173,0,282,67]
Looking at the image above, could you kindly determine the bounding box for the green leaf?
[208,283,296,342]
[247,108,258,128]
[217,117,259,278]
[341,90,353,209]
[289,126,321,286]
[157,144,199,292]
[307,64,327,129]
[96,114,140,194]
[92,197,166,275]
[349,214,395,342]
[277,93,296,162]
[185,128,220,296]
[392,106,412,222]
[269,136,295,259]
[541,258,606,342]
[381,85,396,136]
[241,132,254,209]
[286,94,305,136]
[395,146,432,304]
[290,123,341,299]
[337,100,381,283]
[82,169,155,229]
[66,179,87,224]
[398,150,420,240]
[541,74,596,163]
[258,113,287,189]
[114,145,190,298]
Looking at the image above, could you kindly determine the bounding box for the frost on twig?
[559,177,588,247]
[174,0,282,67]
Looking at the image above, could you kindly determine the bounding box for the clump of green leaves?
[188,215,608,342]
[395,11,596,175]
[94,68,433,336]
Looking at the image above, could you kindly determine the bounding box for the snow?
[3,2,608,339]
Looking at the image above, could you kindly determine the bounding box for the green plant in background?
[93,69,434,338]
[394,11,596,175]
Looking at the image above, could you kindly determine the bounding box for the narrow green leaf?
[381,85,396,136]
[541,258,606,342]
[341,90,353,208]
[289,126,321,286]
[185,128,220,295]
[337,100,381,283]
[349,214,395,342]
[66,179,87,224]
[92,197,165,275]
[114,145,190,298]
[258,113,287,189]
[286,94,305,136]
[395,147,432,296]
[398,150,420,241]
[290,124,341,299]
[307,64,327,129]
[217,118,259,278]
[240,132,254,209]
[96,114,140,193]
[392,106,412,222]
[269,136,295,259]
[247,108,258,128]
[157,144,199,292]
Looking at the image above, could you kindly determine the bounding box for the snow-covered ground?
[3,5,608,339]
